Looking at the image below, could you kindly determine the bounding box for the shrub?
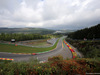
[66,39,100,58]
[0,56,100,75]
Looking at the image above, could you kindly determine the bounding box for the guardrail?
[15,38,58,48]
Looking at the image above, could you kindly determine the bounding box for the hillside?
[0,28,55,34]
[68,24,100,39]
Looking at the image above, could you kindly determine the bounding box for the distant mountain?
[0,28,55,34]
[68,24,100,39]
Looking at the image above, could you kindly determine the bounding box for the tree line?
[68,24,100,39]
[0,33,49,41]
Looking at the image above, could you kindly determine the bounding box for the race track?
[0,37,73,62]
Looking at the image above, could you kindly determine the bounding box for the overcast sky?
[0,0,100,30]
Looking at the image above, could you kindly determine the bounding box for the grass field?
[0,39,59,53]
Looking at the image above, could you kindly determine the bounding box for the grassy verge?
[0,39,59,53]
[0,60,12,64]
[0,56,100,75]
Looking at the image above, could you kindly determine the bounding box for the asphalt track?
[0,37,73,62]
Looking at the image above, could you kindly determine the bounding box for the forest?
[68,24,100,39]
[0,28,55,34]
[0,33,49,41]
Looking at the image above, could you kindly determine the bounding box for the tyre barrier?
[64,41,77,58]
[0,58,14,61]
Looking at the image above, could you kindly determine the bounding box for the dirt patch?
[17,39,52,46]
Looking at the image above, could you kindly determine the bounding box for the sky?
[0,0,100,30]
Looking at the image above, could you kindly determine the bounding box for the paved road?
[0,37,73,62]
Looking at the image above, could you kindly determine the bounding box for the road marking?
[62,41,64,48]
[69,47,72,49]
[0,58,14,61]
[63,40,77,58]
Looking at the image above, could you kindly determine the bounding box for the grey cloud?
[0,0,100,29]
[24,0,41,10]
[0,0,20,12]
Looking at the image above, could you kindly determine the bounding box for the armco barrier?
[64,40,77,58]
[0,58,14,61]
